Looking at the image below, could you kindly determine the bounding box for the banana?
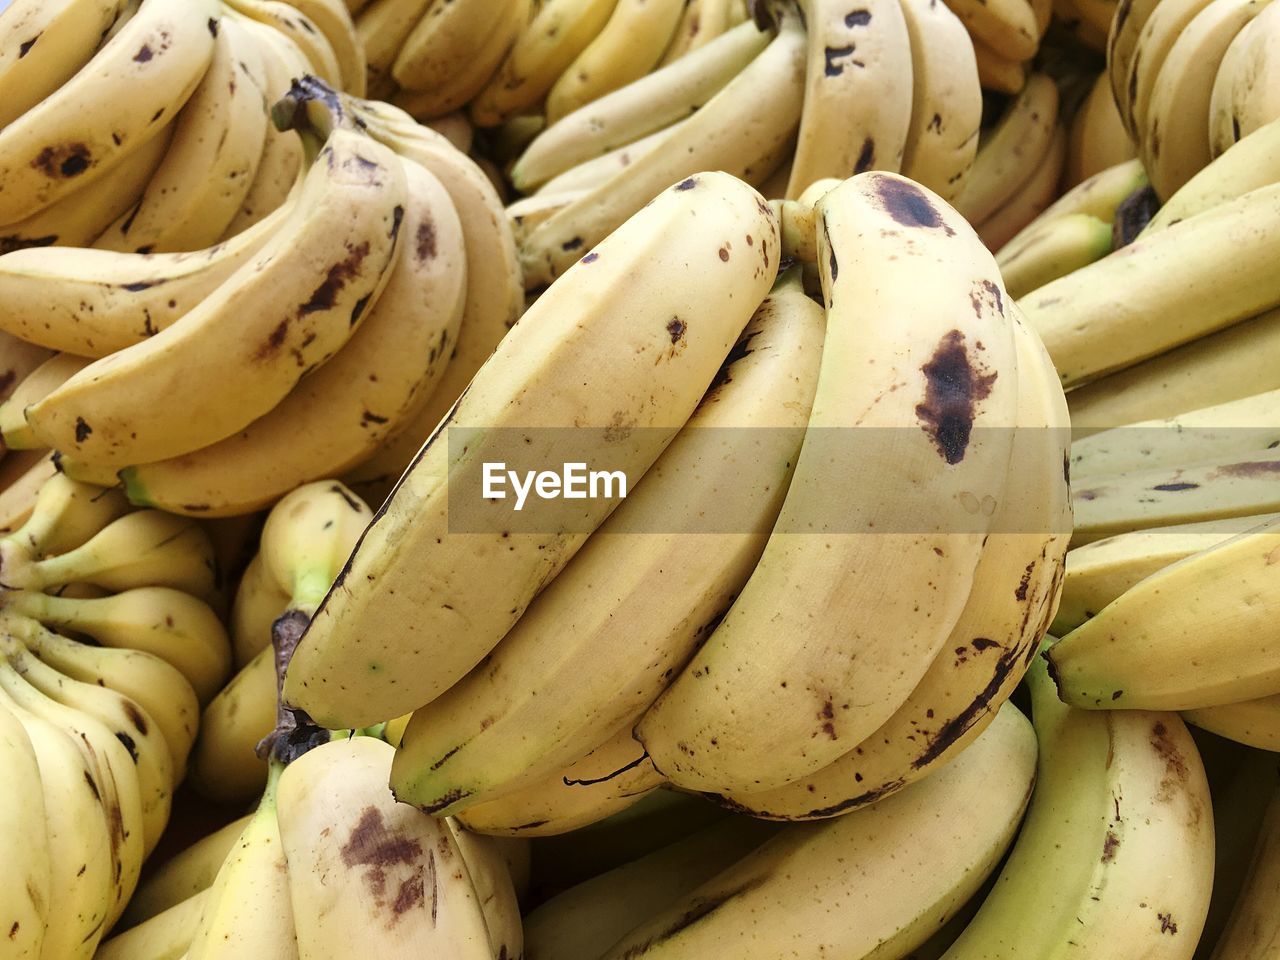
[0,0,126,128]
[447,823,524,960]
[522,816,778,960]
[786,0,914,197]
[972,36,1027,93]
[277,736,492,959]
[0,201,291,358]
[703,310,1070,820]
[944,0,1039,61]
[420,111,475,152]
[284,170,779,729]
[603,704,1036,960]
[231,554,292,667]
[1050,515,1280,708]
[898,0,983,200]
[1066,71,1136,186]
[119,159,467,516]
[0,0,219,225]
[997,212,1114,298]
[225,0,342,89]
[0,698,50,960]
[96,888,211,960]
[189,648,277,803]
[638,172,1020,795]
[283,0,366,96]
[940,652,1214,959]
[185,762,298,960]
[544,0,685,122]
[1022,181,1280,387]
[390,267,823,816]
[955,73,1059,224]
[510,18,771,192]
[0,452,56,536]
[2,471,129,559]
[1072,448,1280,543]
[1067,306,1280,435]
[1185,696,1280,751]
[998,157,1144,253]
[1141,0,1273,201]
[94,16,269,254]
[1209,2,1280,155]
[0,354,91,450]
[120,816,252,928]
[518,6,804,287]
[390,0,525,115]
[1126,0,1216,140]
[976,123,1069,250]
[455,719,665,837]
[1107,0,1158,134]
[355,0,432,95]
[1070,389,1280,479]
[0,693,116,959]
[469,0,620,127]
[1051,513,1278,634]
[26,129,407,468]
[0,333,52,404]
[1203,777,1280,958]
[508,189,589,245]
[658,0,738,64]
[531,119,687,195]
[4,586,230,702]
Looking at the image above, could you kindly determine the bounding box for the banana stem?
[257,607,328,765]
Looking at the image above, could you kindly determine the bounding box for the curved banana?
[1209,1,1280,155]
[899,0,983,200]
[1126,0,1216,141]
[972,36,1027,93]
[944,0,1039,62]
[999,156,1144,250]
[786,0,914,197]
[997,212,1114,298]
[511,18,771,192]
[95,888,212,960]
[355,0,433,95]
[976,123,1068,250]
[225,0,342,89]
[285,171,780,729]
[658,0,739,64]
[231,554,292,667]
[519,6,804,287]
[1186,696,1280,752]
[1,471,129,560]
[0,333,52,404]
[0,353,91,450]
[0,453,61,537]
[531,119,687,195]
[544,0,685,122]
[26,129,407,467]
[447,823,524,960]
[390,267,823,817]
[1203,783,1280,957]
[1066,71,1136,186]
[638,172,1020,795]
[0,0,220,225]
[189,648,277,803]
[283,0,366,96]
[0,698,51,960]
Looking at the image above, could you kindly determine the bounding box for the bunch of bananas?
[0,472,230,959]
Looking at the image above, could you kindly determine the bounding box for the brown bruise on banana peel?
[338,805,430,924]
[870,174,954,234]
[915,329,997,465]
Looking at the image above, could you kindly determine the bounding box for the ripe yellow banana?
[0,0,220,225]
[447,823,525,960]
[972,35,1027,93]
[0,697,51,959]
[1125,0,1216,140]
[531,119,687,195]
[997,211,1114,298]
[285,170,780,729]
[26,129,407,467]
[225,0,342,89]
[0,471,129,560]
[95,888,212,960]
[639,172,1020,795]
[976,123,1068,250]
[355,0,432,95]
[284,0,367,96]
[120,815,252,928]
[1209,1,1280,156]
[189,647,277,803]
[658,0,739,64]
[1066,71,1136,186]
[1107,0,1161,136]
[944,0,1039,61]
[231,554,292,667]
[786,0,914,197]
[0,353,91,450]
[0,451,56,536]
[1186,696,1280,752]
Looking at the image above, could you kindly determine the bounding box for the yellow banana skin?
[231,553,292,667]
[1209,1,1280,156]
[0,353,91,450]
[119,816,252,928]
[284,171,780,729]
[0,698,51,960]
[0,0,220,225]
[997,211,1114,299]
[95,888,212,960]
[1205,786,1280,957]
[26,129,408,467]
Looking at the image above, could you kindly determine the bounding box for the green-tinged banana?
[972,35,1027,93]
[638,172,1020,795]
[1051,513,1278,634]
[1209,2,1280,155]
[0,0,126,128]
[0,0,220,225]
[94,16,269,254]
[658,0,738,64]
[703,309,1070,819]
[898,0,983,200]
[1050,515,1280,708]
[944,0,1039,62]
[0,452,57,535]
[1141,0,1273,201]
[356,0,432,95]
[1186,697,1280,751]
[997,212,1114,298]
[1066,72,1136,186]
[3,587,229,702]
[0,694,115,959]
[470,0,620,127]
[940,653,1214,959]
[1070,389,1280,478]
[285,170,779,728]
[544,0,685,122]
[976,123,1068,250]
[447,823,524,960]
[1071,448,1280,543]
[278,736,491,959]
[225,0,341,89]
[999,157,1144,249]
[390,268,823,816]
[456,719,665,837]
[1068,306,1280,435]
[283,0,366,96]
[519,7,803,287]
[0,698,50,960]
[120,816,251,929]
[0,201,291,358]
[1022,181,1280,387]
[786,0,914,196]
[0,354,90,450]
[189,647,275,803]
[955,73,1059,224]
[96,888,211,960]
[390,0,524,115]
[231,554,292,667]
[26,130,407,468]
[604,704,1037,960]
[532,119,686,195]
[523,816,779,960]
[120,160,466,516]
[511,17,771,191]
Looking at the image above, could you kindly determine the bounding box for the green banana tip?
[117,467,153,508]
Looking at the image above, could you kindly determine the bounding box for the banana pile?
[0,473,231,959]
